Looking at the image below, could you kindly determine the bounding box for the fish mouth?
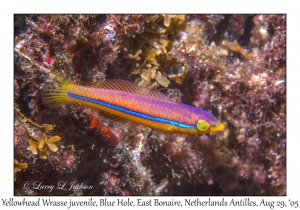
[210,122,225,133]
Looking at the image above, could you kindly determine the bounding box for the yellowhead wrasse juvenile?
[42,80,225,134]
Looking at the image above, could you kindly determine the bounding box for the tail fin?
[42,80,76,106]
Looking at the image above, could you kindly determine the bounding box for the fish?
[42,80,225,134]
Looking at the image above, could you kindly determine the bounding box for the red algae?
[14,14,285,195]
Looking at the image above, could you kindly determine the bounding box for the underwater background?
[14,14,286,195]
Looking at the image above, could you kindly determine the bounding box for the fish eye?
[197,120,210,131]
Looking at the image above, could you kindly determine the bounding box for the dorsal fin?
[82,80,176,103]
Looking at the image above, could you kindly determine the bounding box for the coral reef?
[14,14,285,195]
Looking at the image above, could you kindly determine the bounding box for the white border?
[2,0,298,209]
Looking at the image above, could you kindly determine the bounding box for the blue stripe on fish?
[67,93,196,129]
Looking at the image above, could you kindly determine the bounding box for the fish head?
[196,112,225,134]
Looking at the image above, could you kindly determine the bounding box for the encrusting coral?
[14,14,285,195]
